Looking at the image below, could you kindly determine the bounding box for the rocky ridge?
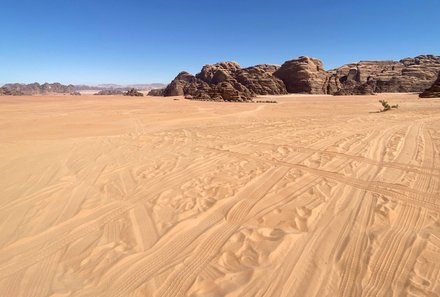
[1,83,76,95]
[150,55,440,101]
[0,83,167,96]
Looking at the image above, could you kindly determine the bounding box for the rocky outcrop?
[0,87,24,96]
[161,62,289,101]
[274,56,327,94]
[94,89,125,95]
[148,88,165,96]
[327,55,440,95]
[162,66,253,101]
[235,64,287,95]
[420,72,440,98]
[124,88,144,96]
[148,54,440,101]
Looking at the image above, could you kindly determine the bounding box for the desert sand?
[0,93,439,297]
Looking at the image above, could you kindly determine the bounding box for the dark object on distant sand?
[419,72,440,98]
[70,91,81,96]
[94,89,125,95]
[124,88,144,97]
[255,100,277,103]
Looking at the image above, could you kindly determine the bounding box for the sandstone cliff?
[420,72,440,98]
[156,55,440,101]
[327,55,440,95]
[274,56,327,94]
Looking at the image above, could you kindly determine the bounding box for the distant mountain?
[79,83,166,91]
[0,82,167,95]
[2,82,76,95]
[0,86,24,96]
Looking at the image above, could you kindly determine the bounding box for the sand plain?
[0,93,439,297]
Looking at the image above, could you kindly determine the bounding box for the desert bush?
[379,100,399,112]
[379,99,391,111]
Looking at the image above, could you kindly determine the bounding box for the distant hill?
[75,83,166,91]
[2,83,75,95]
[0,82,167,95]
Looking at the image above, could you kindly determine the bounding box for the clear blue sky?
[1,0,439,85]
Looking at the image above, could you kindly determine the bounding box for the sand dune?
[0,94,439,297]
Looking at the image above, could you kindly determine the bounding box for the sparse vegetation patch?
[379,99,399,112]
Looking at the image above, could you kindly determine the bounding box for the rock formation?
[0,87,24,96]
[235,64,287,95]
[420,72,440,98]
[156,61,288,102]
[147,88,165,96]
[4,55,439,101]
[273,56,327,94]
[94,89,125,95]
[327,55,440,95]
[124,88,144,97]
[157,54,440,101]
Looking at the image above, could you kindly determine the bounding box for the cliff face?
[153,55,440,101]
[327,55,440,95]
[420,72,440,98]
[273,56,327,94]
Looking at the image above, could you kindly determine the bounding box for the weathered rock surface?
[161,61,289,101]
[124,88,144,96]
[0,87,24,96]
[162,67,252,101]
[235,64,287,95]
[274,56,327,94]
[148,54,440,101]
[147,88,165,96]
[327,55,440,95]
[420,72,440,98]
